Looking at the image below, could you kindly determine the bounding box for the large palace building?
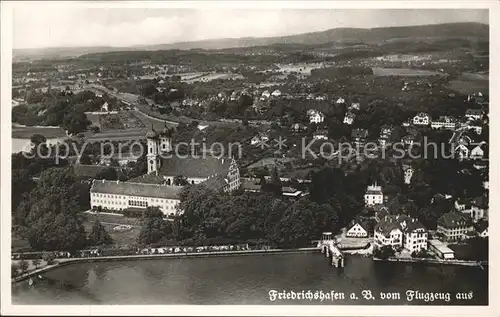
[90,124,241,216]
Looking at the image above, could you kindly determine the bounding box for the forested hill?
[14,22,488,62]
[143,22,489,50]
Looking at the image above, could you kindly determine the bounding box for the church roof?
[159,156,232,178]
[146,125,158,139]
[90,179,181,200]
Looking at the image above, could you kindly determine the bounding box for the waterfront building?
[428,239,455,259]
[346,221,369,238]
[90,125,241,216]
[90,180,182,217]
[374,215,427,252]
[402,218,428,253]
[374,216,404,249]
[437,212,473,241]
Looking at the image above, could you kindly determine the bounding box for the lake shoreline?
[12,247,320,283]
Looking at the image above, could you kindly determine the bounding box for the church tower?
[146,125,160,174]
[159,121,173,153]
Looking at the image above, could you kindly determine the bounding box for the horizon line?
[13,21,489,51]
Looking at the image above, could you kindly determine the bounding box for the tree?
[95,167,118,180]
[30,134,47,148]
[79,153,92,165]
[19,260,29,273]
[88,220,113,246]
[62,110,91,135]
[374,245,395,260]
[24,168,87,251]
[173,175,189,186]
[11,263,20,277]
[262,167,282,196]
[32,258,41,269]
[42,252,56,265]
[138,213,169,245]
[275,198,316,248]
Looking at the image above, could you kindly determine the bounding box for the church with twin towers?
[89,122,241,216]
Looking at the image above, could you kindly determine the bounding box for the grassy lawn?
[82,219,141,246]
[81,212,143,226]
[12,126,67,139]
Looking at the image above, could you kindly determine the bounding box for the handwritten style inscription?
[268,290,474,303]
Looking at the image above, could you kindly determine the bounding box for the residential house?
[437,212,473,241]
[352,128,368,145]
[431,116,457,130]
[313,130,328,140]
[378,125,394,148]
[471,194,488,222]
[343,112,356,125]
[364,184,384,206]
[402,164,414,185]
[474,220,488,237]
[336,97,345,104]
[413,112,431,126]
[454,198,472,212]
[101,102,109,112]
[261,90,271,100]
[346,221,369,238]
[402,118,412,127]
[291,123,307,133]
[401,134,417,146]
[307,109,325,124]
[250,133,269,146]
[402,218,428,253]
[470,142,487,160]
[465,109,483,121]
[348,103,361,111]
[467,124,483,135]
[374,215,404,249]
[271,89,282,97]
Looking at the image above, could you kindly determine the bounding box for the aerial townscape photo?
[1,2,495,315]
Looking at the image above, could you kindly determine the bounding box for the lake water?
[11,253,488,305]
[12,138,66,154]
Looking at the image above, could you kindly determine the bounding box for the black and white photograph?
[1,1,497,315]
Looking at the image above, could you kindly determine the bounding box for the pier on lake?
[317,232,345,268]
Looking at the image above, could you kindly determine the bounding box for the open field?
[447,73,488,95]
[183,72,244,83]
[372,67,444,77]
[12,126,67,139]
[81,220,141,246]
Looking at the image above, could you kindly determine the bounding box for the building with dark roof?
[437,212,474,241]
[474,219,488,237]
[374,214,427,252]
[90,179,182,217]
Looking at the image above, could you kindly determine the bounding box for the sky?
[13,7,489,49]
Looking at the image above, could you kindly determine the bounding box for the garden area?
[98,111,146,131]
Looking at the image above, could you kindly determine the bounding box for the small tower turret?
[146,125,160,174]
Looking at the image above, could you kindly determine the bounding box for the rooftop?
[90,179,182,200]
[159,156,233,178]
[437,212,473,229]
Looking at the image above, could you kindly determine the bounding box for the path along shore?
[12,247,318,283]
